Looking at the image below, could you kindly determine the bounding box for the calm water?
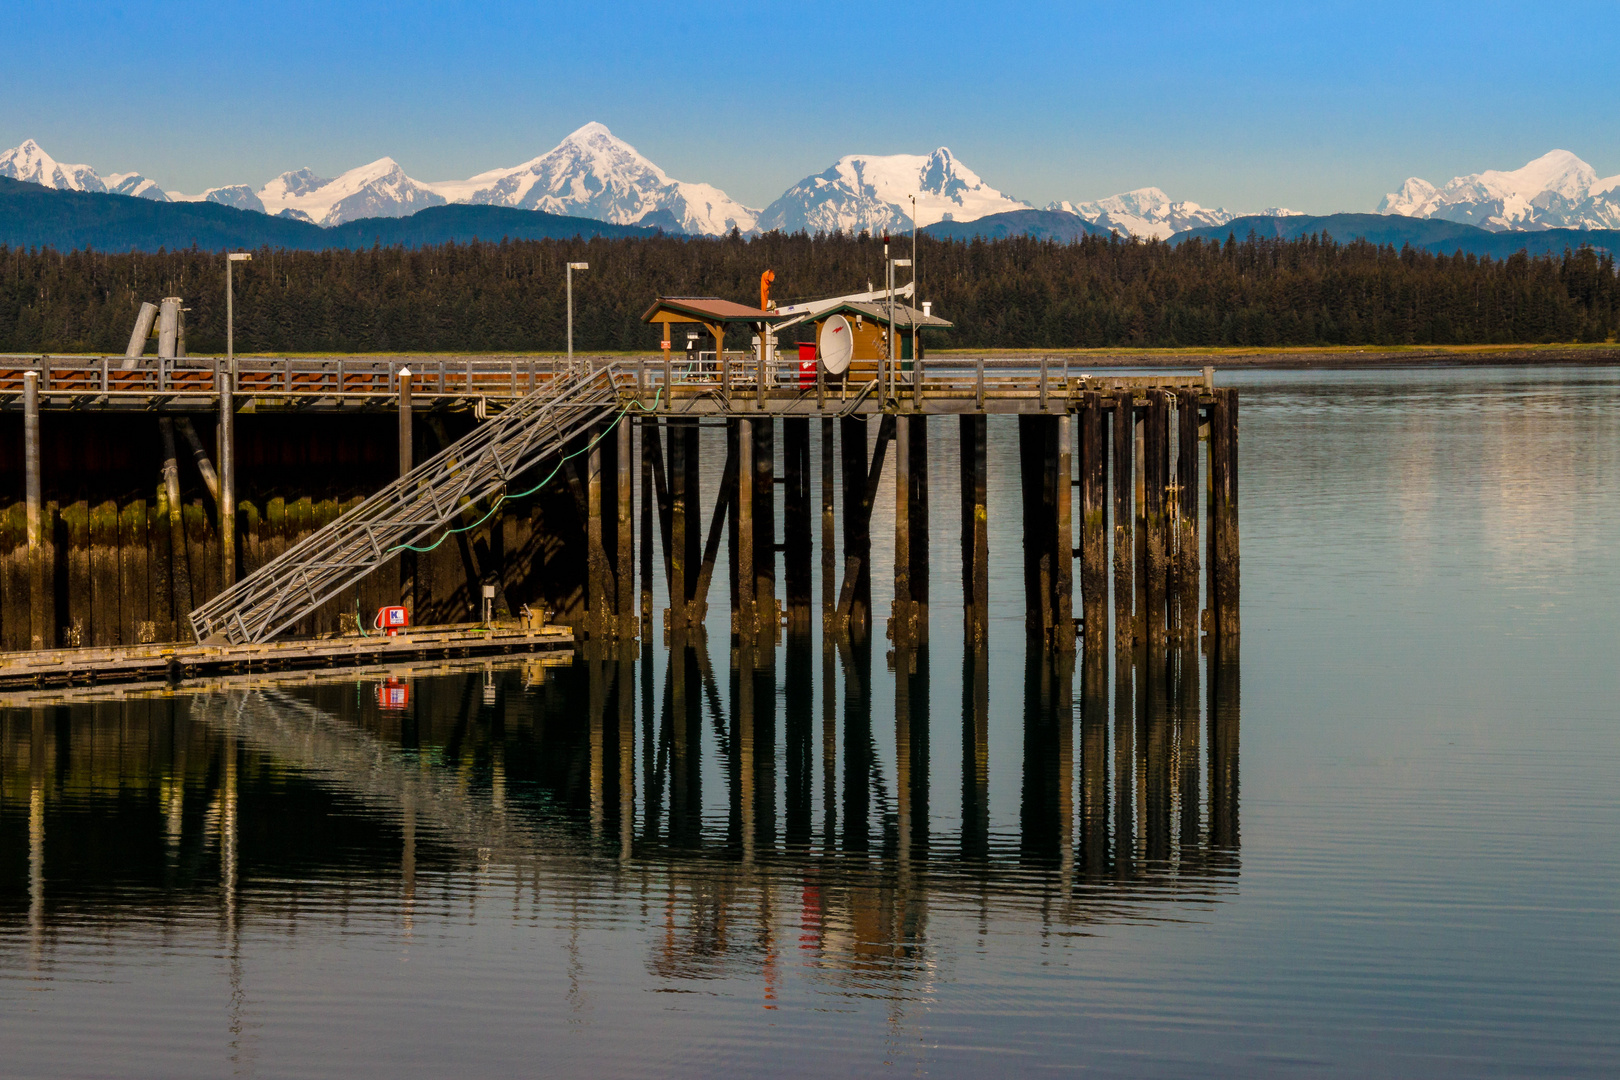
[3,366,1619,1078]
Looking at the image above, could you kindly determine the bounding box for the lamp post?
[893,258,913,397]
[222,251,251,588]
[567,261,589,373]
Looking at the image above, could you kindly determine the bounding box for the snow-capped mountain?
[167,184,265,213]
[430,122,757,236]
[105,172,170,201]
[0,139,109,194]
[249,159,446,226]
[1378,150,1620,231]
[1045,188,1301,241]
[758,149,1029,235]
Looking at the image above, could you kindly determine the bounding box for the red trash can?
[797,342,817,387]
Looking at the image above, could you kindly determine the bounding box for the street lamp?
[222,251,250,588]
[566,262,589,371]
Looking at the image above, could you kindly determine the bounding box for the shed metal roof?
[641,296,792,324]
[819,301,953,330]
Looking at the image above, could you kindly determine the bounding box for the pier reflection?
[0,628,1238,995]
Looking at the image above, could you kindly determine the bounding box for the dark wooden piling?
[1018,415,1052,641]
[587,427,607,637]
[893,415,912,643]
[1175,389,1201,640]
[1143,390,1171,642]
[735,418,755,635]
[1054,413,1075,653]
[640,418,655,634]
[961,414,989,647]
[24,372,44,650]
[782,417,812,632]
[158,419,195,637]
[1209,387,1240,637]
[1078,393,1108,644]
[820,418,835,622]
[63,501,88,647]
[752,416,775,636]
[1112,400,1134,648]
[907,415,929,643]
[838,415,894,639]
[617,417,634,639]
[667,418,697,628]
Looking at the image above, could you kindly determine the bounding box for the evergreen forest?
[1,230,1615,354]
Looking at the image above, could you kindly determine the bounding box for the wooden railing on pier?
[0,352,1214,415]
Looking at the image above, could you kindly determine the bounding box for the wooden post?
[640,418,654,634]
[839,416,869,636]
[1054,412,1074,652]
[1143,390,1170,642]
[587,426,606,638]
[668,418,689,627]
[783,417,811,632]
[218,363,236,590]
[683,422,701,620]
[753,416,775,636]
[617,416,634,638]
[821,417,835,622]
[398,370,414,611]
[1112,399,1134,648]
[908,414,929,644]
[736,418,755,637]
[1176,388,1201,640]
[1017,415,1054,642]
[893,412,912,642]
[1079,392,1108,643]
[960,414,988,646]
[23,372,44,650]
[158,419,195,639]
[1210,387,1240,637]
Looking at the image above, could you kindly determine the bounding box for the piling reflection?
[0,628,1238,996]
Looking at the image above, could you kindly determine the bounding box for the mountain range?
[3,128,1618,251]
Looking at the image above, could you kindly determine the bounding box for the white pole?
[567,264,574,368]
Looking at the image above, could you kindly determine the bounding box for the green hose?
[387,388,662,556]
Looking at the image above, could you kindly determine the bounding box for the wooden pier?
[0,348,1239,679]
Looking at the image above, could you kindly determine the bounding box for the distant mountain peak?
[0,139,106,194]
[758,148,1028,235]
[1379,150,1620,231]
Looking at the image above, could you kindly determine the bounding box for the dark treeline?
[2,230,1616,354]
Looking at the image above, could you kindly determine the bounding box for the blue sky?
[6,0,1618,212]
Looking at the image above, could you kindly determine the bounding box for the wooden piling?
[893,413,912,642]
[820,417,835,622]
[24,371,44,650]
[1017,415,1055,642]
[736,418,755,636]
[1143,390,1171,642]
[1054,412,1075,652]
[587,426,606,637]
[640,417,655,634]
[158,419,195,638]
[63,501,88,647]
[752,416,775,636]
[617,417,634,638]
[1079,392,1108,642]
[1113,399,1134,649]
[668,418,692,627]
[1176,388,1201,639]
[783,417,812,632]
[907,415,929,643]
[1210,387,1240,637]
[839,416,870,635]
[960,414,989,645]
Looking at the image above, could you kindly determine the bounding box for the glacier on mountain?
[758,149,1029,235]
[1378,150,1620,231]
[431,122,758,236]
[0,139,107,194]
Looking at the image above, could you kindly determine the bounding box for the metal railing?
[189,361,630,645]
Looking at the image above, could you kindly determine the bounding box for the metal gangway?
[189,362,628,645]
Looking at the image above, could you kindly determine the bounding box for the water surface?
[3,366,1618,1077]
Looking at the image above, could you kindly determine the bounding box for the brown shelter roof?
[641,296,793,325]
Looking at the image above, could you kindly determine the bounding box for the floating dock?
[0,620,572,690]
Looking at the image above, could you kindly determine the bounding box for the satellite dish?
[819,315,853,376]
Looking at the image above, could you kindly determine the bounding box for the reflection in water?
[0,628,1239,1001]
